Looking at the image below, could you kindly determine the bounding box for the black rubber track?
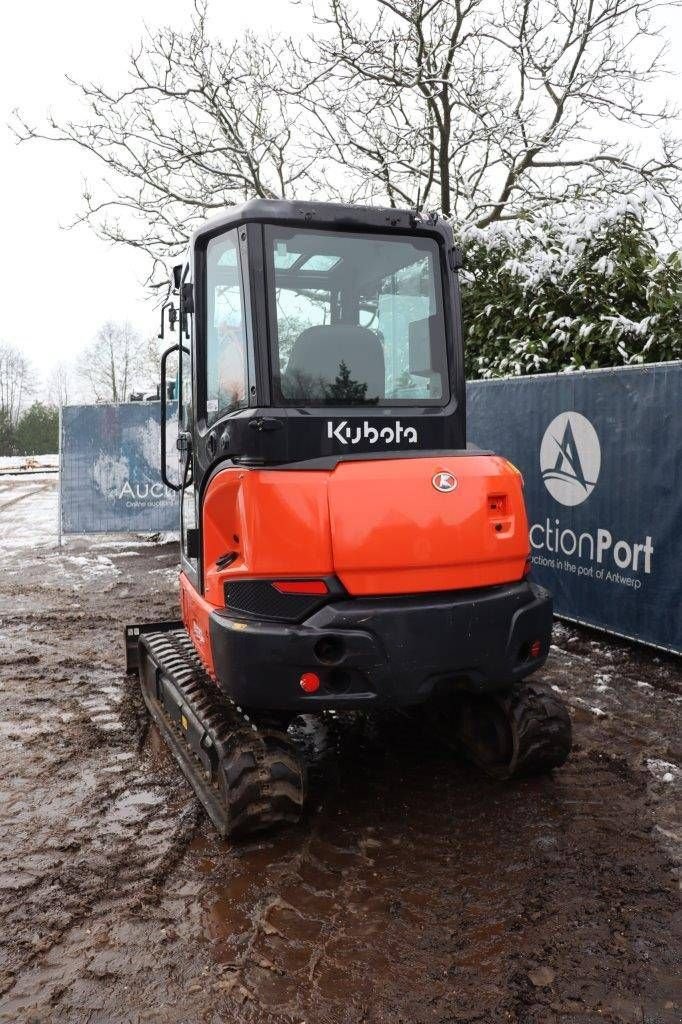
[138,629,306,838]
[219,726,307,838]
[455,682,572,779]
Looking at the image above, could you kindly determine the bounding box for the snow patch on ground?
[147,531,179,545]
[646,759,680,784]
[593,672,613,692]
[0,454,58,471]
[90,534,179,550]
[0,477,58,548]
[572,695,608,717]
[148,567,179,584]
[64,554,121,578]
[0,477,180,552]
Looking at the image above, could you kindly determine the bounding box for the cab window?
[205,231,247,423]
[266,228,448,406]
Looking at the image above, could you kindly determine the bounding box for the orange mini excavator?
[126,199,571,837]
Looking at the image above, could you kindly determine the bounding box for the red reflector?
[300,672,320,693]
[273,580,328,595]
[530,640,542,658]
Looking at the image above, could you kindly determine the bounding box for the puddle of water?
[173,714,582,1017]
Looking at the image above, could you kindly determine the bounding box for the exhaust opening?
[314,635,345,665]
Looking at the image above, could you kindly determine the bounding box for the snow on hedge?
[458,203,681,378]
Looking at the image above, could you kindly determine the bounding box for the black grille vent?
[225,580,330,622]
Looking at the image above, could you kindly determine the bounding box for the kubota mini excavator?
[126,199,571,838]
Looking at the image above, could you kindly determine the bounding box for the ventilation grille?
[224,580,329,622]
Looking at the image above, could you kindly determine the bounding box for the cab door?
[179,276,199,589]
[159,264,199,592]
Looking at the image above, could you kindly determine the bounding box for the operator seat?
[283,325,385,401]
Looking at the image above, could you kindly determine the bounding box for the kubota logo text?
[540,411,601,506]
[327,420,418,446]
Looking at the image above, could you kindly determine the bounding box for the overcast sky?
[0,0,310,395]
[1,0,679,397]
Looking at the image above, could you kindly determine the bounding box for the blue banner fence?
[467,361,681,653]
[59,402,180,536]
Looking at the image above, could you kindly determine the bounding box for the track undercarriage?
[126,624,571,839]
[436,684,572,779]
[128,627,305,838]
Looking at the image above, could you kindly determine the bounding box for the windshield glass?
[265,227,448,406]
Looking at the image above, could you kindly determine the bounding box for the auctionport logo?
[532,408,654,585]
[540,411,601,507]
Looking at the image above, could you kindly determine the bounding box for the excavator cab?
[127,200,571,838]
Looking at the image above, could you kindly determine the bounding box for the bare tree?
[13,0,681,281]
[14,1,316,289]
[78,322,150,402]
[0,343,35,426]
[142,335,163,389]
[46,361,72,408]
[303,0,682,227]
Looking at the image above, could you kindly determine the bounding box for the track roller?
[455,682,572,779]
[136,628,306,838]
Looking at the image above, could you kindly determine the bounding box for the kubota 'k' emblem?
[432,472,457,493]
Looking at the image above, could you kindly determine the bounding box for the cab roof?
[191,198,455,248]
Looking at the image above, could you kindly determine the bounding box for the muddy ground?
[0,477,680,1023]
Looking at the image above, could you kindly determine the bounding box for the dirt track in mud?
[0,490,680,1023]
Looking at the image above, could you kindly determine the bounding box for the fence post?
[57,403,63,549]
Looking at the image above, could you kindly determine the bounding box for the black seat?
[283,325,385,402]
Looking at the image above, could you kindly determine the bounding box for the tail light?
[300,672,321,693]
[273,580,328,595]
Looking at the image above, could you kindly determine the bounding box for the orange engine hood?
[201,455,530,605]
[326,455,529,595]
